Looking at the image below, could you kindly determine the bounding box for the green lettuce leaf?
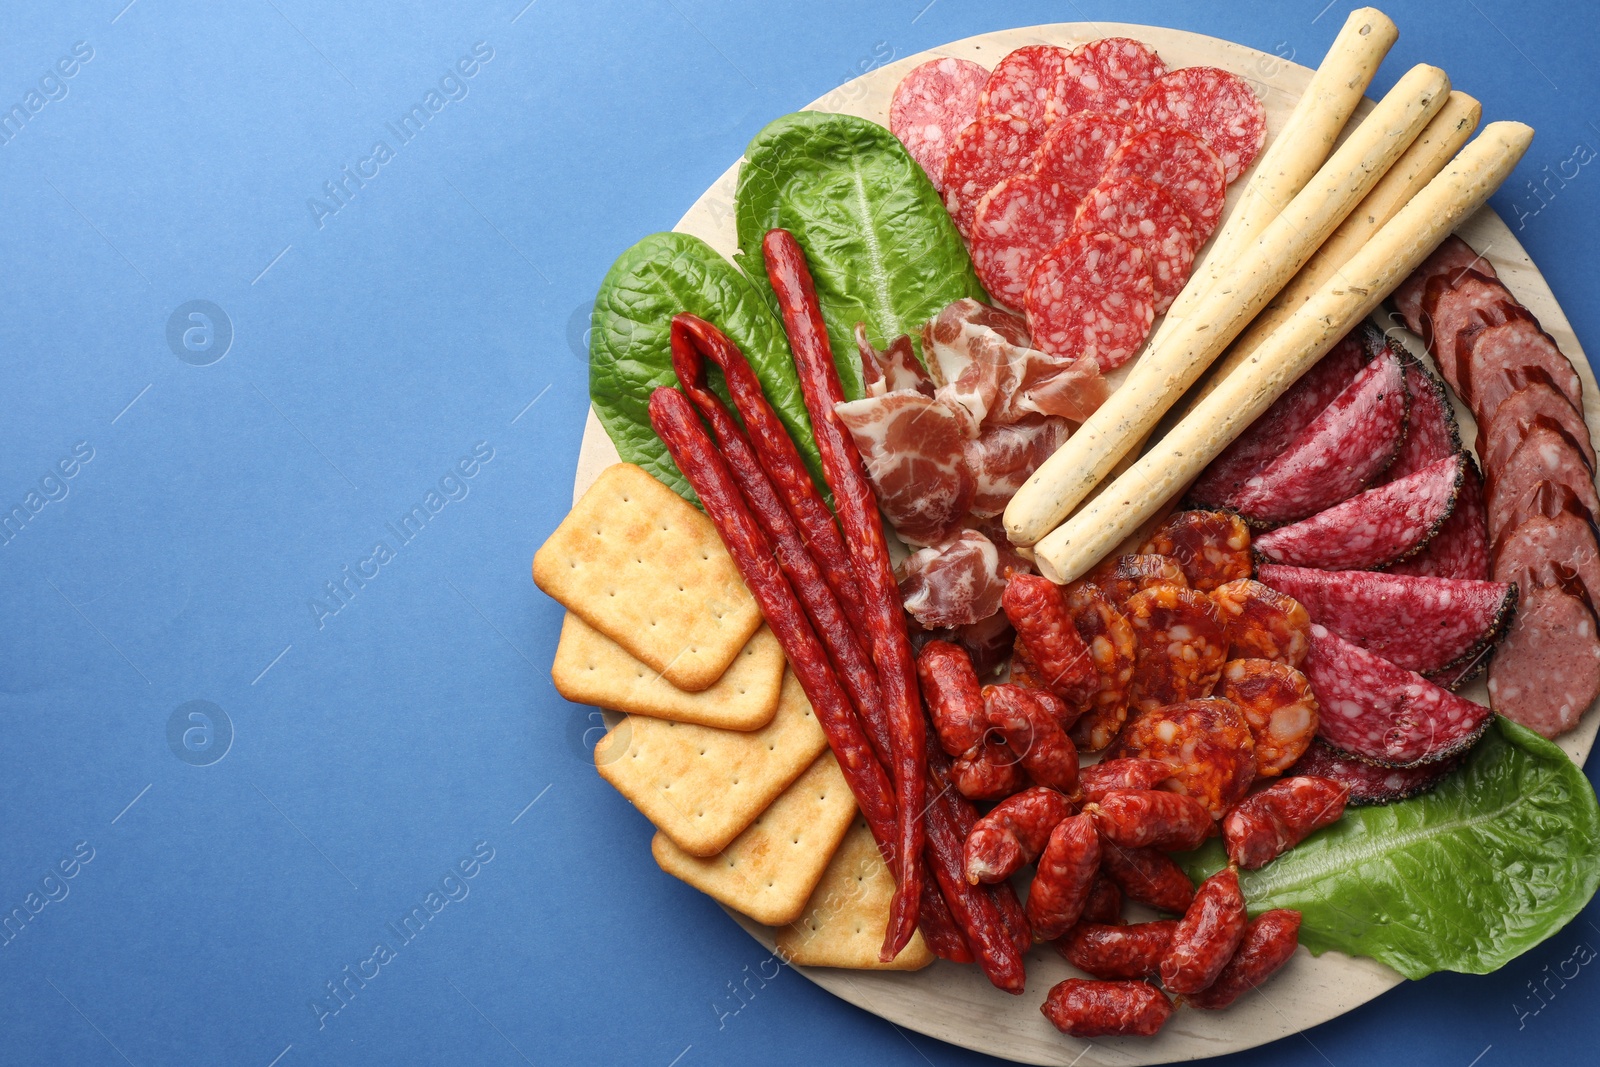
[734,110,987,399]
[1181,717,1600,979]
[588,231,823,504]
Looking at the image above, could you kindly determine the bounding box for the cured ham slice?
[856,324,934,397]
[901,529,1008,629]
[835,390,972,546]
[967,416,1071,516]
[924,298,1109,431]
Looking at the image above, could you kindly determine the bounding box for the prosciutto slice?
[967,415,1071,516]
[900,529,1008,628]
[835,389,973,546]
[856,324,934,398]
[922,298,1108,432]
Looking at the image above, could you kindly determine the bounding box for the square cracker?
[774,818,934,971]
[533,463,761,692]
[651,750,856,925]
[552,613,784,730]
[595,669,826,856]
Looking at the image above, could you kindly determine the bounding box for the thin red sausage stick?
[672,313,866,624]
[649,388,910,958]
[671,319,885,729]
[763,228,925,957]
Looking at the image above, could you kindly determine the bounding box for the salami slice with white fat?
[1133,66,1266,182]
[1032,111,1132,203]
[1390,235,1495,338]
[1385,456,1491,581]
[1487,587,1600,738]
[1101,125,1227,242]
[972,173,1076,310]
[1189,331,1372,508]
[1257,564,1517,676]
[1381,356,1460,484]
[977,44,1073,127]
[1484,423,1600,537]
[1071,176,1197,314]
[1479,380,1596,473]
[1491,505,1600,612]
[1050,37,1169,122]
[1025,232,1155,370]
[1252,454,1465,571]
[1229,346,1407,524]
[941,114,1046,239]
[1287,741,1460,805]
[1302,625,1492,766]
[1460,316,1585,421]
[890,57,991,192]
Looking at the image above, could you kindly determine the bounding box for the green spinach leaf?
[589,231,823,503]
[1181,718,1600,979]
[734,110,987,399]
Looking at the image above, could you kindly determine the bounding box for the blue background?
[0,1,1595,1064]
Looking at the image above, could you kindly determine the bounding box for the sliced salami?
[1032,111,1133,203]
[1229,346,1408,524]
[1123,584,1228,714]
[1390,235,1495,338]
[1210,578,1313,668]
[941,114,1046,238]
[1487,587,1600,738]
[1479,380,1596,473]
[1485,424,1600,538]
[977,44,1073,127]
[1025,232,1155,370]
[1419,270,1518,393]
[1459,316,1585,421]
[1071,176,1197,314]
[1217,658,1320,777]
[1381,355,1460,484]
[1133,66,1266,182]
[1386,456,1490,581]
[1189,331,1372,508]
[1051,37,1169,122]
[1302,625,1492,766]
[1101,125,1227,242]
[1252,454,1464,571]
[1137,509,1252,592]
[1287,740,1460,805]
[1491,507,1600,612]
[972,173,1076,310]
[1257,564,1517,676]
[890,57,991,192]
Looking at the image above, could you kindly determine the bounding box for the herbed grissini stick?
[668,318,971,964]
[1006,62,1451,547]
[762,228,925,959]
[1032,121,1534,583]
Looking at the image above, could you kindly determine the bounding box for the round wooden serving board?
[569,22,1600,1065]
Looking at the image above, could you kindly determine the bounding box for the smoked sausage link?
[1042,979,1173,1038]
[964,786,1075,885]
[1026,814,1102,940]
[1098,841,1196,914]
[984,684,1081,793]
[1003,574,1098,701]
[1091,789,1215,852]
[1159,867,1248,995]
[1186,909,1303,1009]
[1057,920,1176,980]
[1223,775,1350,869]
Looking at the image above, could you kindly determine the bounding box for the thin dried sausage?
[1027,814,1102,941]
[1160,867,1248,995]
[1223,775,1350,868]
[964,786,1075,885]
[1041,979,1173,1038]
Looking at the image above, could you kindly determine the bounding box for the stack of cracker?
[535,464,930,969]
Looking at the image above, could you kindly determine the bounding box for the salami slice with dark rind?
[1137,509,1252,592]
[1487,587,1600,738]
[1390,235,1496,338]
[1485,424,1600,538]
[890,57,991,192]
[1101,125,1227,242]
[1189,332,1372,508]
[1492,507,1600,613]
[941,114,1046,238]
[1032,111,1132,203]
[1253,454,1464,571]
[972,173,1076,311]
[1071,176,1197,314]
[1302,625,1492,766]
[1479,381,1596,473]
[1386,456,1490,581]
[1133,66,1266,182]
[1025,232,1155,370]
[1381,355,1461,484]
[1257,564,1517,676]
[977,44,1073,127]
[1286,740,1460,805]
[1051,37,1169,122]
[1460,316,1585,421]
[1229,347,1408,524]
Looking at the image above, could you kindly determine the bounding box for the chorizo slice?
[1217,658,1320,777]
[1211,577,1313,667]
[1088,552,1189,613]
[1062,581,1137,750]
[1125,585,1229,713]
[1138,509,1253,591]
[1108,697,1256,818]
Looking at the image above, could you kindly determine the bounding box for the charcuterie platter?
[543,14,1600,1066]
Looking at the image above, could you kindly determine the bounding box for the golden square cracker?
[533,463,761,692]
[552,613,784,730]
[774,818,934,971]
[595,669,826,856]
[650,750,856,925]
